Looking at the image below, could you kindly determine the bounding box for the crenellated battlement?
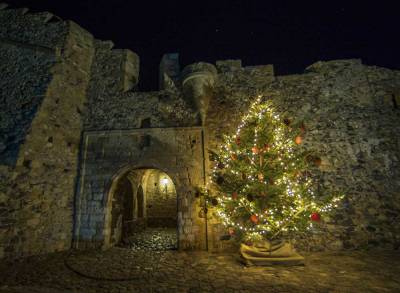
[1,3,400,259]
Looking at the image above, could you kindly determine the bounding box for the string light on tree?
[209,95,344,242]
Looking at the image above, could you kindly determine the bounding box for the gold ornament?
[295,136,303,145]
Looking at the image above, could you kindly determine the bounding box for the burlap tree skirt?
[240,240,305,266]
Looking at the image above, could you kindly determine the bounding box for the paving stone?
[120,227,178,252]
[1,249,399,292]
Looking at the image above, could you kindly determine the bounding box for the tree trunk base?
[240,241,305,266]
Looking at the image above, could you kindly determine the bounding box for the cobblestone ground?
[120,228,178,251]
[0,249,399,292]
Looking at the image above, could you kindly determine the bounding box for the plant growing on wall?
[209,96,343,244]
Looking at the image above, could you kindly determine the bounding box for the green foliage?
[210,97,343,241]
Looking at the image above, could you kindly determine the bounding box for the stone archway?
[73,127,207,251]
[104,167,178,249]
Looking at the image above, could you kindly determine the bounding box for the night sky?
[5,0,400,90]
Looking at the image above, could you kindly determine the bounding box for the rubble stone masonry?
[1,5,399,258]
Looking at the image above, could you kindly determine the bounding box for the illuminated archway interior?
[109,168,178,250]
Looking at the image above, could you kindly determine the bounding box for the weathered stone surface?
[1,10,94,258]
[207,59,400,252]
[1,4,400,260]
[182,62,218,125]
[74,128,206,250]
[121,227,177,251]
[0,248,399,292]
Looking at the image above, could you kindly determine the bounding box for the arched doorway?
[106,168,178,250]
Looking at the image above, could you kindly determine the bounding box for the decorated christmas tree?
[209,96,343,245]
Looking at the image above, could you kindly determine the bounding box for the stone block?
[0,192,7,204]
[216,59,242,72]
[27,218,40,227]
[80,228,96,239]
[184,225,192,235]
[244,64,274,77]
[187,234,195,242]
[192,225,200,234]
[89,213,104,223]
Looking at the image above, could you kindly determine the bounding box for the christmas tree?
[209,96,343,243]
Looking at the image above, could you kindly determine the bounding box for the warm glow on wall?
[161,177,169,186]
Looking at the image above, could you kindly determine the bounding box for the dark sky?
[5,0,400,90]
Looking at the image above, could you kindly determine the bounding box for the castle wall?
[0,7,95,258]
[0,8,67,166]
[74,128,206,250]
[1,6,400,259]
[83,39,197,130]
[85,89,198,130]
[206,59,400,251]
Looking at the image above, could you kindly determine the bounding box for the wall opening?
[107,168,178,251]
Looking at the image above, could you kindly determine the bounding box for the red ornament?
[295,136,303,145]
[251,146,259,154]
[235,137,241,145]
[232,192,238,200]
[250,214,259,224]
[311,213,321,222]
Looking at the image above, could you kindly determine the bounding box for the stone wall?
[144,169,177,227]
[206,59,400,251]
[0,8,67,165]
[74,127,206,250]
[84,44,197,131]
[0,7,95,258]
[1,4,400,259]
[85,89,198,130]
